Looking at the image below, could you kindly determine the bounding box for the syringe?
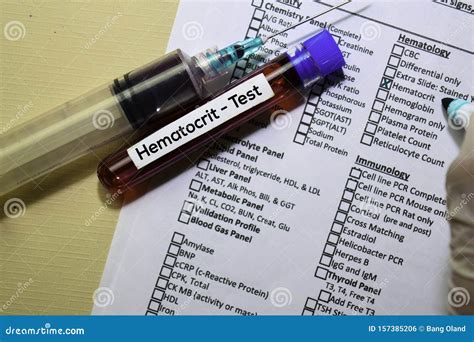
[0,1,350,196]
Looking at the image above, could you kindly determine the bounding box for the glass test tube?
[97,30,345,194]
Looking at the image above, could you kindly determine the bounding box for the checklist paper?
[94,0,473,315]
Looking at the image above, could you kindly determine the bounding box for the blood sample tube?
[97,30,345,194]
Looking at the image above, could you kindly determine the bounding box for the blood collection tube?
[97,30,345,194]
[0,39,262,195]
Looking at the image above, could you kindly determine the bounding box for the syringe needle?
[261,0,351,43]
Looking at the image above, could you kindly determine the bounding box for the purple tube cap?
[302,29,345,77]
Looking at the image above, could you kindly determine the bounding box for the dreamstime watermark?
[92,109,115,130]
[270,109,292,130]
[359,21,381,41]
[0,278,34,313]
[357,196,383,216]
[84,12,122,49]
[447,287,470,308]
[181,21,203,41]
[5,322,85,336]
[84,191,121,226]
[270,287,292,307]
[3,198,26,219]
[1,101,33,134]
[446,193,473,221]
[4,21,26,41]
[93,287,114,307]
[447,111,471,130]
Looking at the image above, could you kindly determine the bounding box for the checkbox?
[146,310,157,316]
[318,290,331,303]
[182,200,195,213]
[365,122,378,134]
[319,254,332,267]
[305,103,316,113]
[391,44,404,56]
[152,289,165,301]
[376,89,389,101]
[253,8,265,18]
[338,201,351,213]
[331,222,343,234]
[324,244,336,256]
[293,132,306,145]
[247,28,258,38]
[350,168,362,179]
[345,179,358,191]
[361,133,374,146]
[168,244,180,256]
[160,266,172,278]
[372,100,384,112]
[312,83,324,95]
[380,77,393,90]
[388,55,401,68]
[342,190,354,202]
[252,0,263,7]
[164,255,176,267]
[302,308,314,316]
[148,300,161,312]
[305,297,318,310]
[189,179,202,192]
[297,124,310,134]
[307,93,319,106]
[172,232,184,244]
[315,266,329,280]
[335,211,347,223]
[331,34,341,44]
[384,66,397,78]
[328,233,340,245]
[197,159,210,170]
[250,18,261,30]
[301,113,313,125]
[369,111,381,123]
[156,277,169,289]
[178,211,191,224]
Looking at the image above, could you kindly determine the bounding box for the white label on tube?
[127,73,275,170]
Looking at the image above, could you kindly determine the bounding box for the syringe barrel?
[0,49,208,195]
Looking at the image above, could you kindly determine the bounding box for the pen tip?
[442,97,454,110]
